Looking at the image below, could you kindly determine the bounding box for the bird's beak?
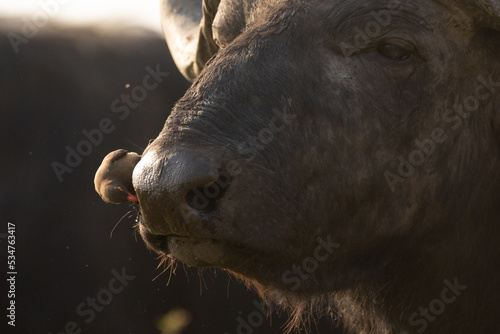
[126,193,139,202]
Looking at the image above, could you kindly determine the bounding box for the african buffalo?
[108,0,500,333]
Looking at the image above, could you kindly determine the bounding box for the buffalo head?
[102,0,500,332]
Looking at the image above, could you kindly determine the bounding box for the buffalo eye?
[378,44,412,61]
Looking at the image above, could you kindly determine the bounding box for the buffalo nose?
[132,150,225,235]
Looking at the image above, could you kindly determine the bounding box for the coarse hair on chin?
[227,272,340,334]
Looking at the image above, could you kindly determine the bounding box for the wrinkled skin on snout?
[128,0,500,333]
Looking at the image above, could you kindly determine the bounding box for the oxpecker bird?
[94,149,141,204]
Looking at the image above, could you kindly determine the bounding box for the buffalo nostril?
[132,150,227,234]
[185,170,232,214]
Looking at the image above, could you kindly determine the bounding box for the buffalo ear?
[160,0,220,81]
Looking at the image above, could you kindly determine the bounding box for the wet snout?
[132,148,229,239]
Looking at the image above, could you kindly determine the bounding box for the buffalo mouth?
[138,221,252,268]
[140,229,219,266]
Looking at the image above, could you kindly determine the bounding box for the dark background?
[0,18,343,334]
